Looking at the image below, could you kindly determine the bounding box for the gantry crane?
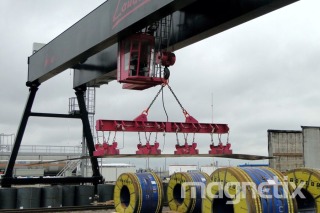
[1,0,298,187]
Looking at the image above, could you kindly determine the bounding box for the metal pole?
[81,133,86,177]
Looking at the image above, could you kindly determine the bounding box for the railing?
[0,145,82,154]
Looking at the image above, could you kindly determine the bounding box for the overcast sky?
[0,0,319,169]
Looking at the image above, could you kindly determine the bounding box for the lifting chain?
[183,133,188,143]
[112,131,117,143]
[210,133,214,145]
[210,125,215,145]
[145,132,152,142]
[145,84,165,112]
[162,131,166,151]
[227,132,230,143]
[144,84,189,119]
[175,130,180,145]
[167,84,187,114]
[96,130,100,144]
[138,132,142,144]
[106,131,111,144]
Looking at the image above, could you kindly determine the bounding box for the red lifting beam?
[96,119,229,134]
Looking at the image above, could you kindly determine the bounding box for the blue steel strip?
[136,173,159,213]
[241,168,271,213]
[188,172,207,213]
[259,168,289,213]
[242,168,289,213]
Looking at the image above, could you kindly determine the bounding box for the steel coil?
[114,172,163,213]
[286,168,320,213]
[167,171,210,213]
[203,167,296,213]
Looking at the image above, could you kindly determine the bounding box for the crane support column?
[75,86,101,178]
[2,82,39,187]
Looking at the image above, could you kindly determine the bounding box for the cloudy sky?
[1,0,319,169]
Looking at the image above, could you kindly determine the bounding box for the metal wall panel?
[268,130,303,172]
[302,126,320,169]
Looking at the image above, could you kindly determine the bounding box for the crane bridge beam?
[27,0,298,88]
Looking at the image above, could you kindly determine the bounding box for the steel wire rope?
[161,86,169,152]
[167,84,186,114]
[117,131,125,149]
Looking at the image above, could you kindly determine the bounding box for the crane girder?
[27,0,298,88]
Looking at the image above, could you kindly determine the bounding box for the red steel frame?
[96,119,229,134]
[94,119,232,156]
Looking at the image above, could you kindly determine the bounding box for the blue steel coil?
[203,167,296,213]
[167,171,210,213]
[114,172,163,213]
[241,167,289,213]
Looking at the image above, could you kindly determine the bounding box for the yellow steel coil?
[167,171,210,213]
[113,172,163,213]
[286,168,320,213]
[203,167,296,213]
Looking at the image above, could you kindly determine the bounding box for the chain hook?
[183,133,188,144]
[112,131,117,143]
[218,134,222,144]
[145,132,151,143]
[96,130,100,144]
[227,132,230,144]
[175,130,180,145]
[210,133,214,145]
[138,132,142,144]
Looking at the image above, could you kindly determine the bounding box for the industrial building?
[268,126,320,172]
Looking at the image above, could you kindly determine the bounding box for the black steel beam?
[30,112,81,119]
[28,0,196,84]
[75,86,101,177]
[2,84,39,187]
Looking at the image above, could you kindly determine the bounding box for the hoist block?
[136,142,161,155]
[93,142,120,156]
[174,142,199,155]
[208,143,232,154]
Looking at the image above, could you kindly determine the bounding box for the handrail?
[0,145,82,154]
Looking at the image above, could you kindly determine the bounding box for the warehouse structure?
[268,126,320,172]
